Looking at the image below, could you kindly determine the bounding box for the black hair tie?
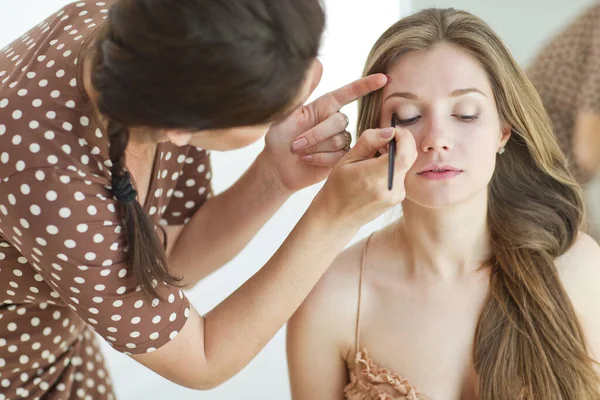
[112,171,138,204]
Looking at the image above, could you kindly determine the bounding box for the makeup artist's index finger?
[310,73,389,118]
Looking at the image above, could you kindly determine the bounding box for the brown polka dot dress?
[527,3,600,184]
[0,1,213,399]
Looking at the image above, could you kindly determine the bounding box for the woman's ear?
[499,123,512,148]
[165,130,192,147]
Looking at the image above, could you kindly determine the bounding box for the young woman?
[287,8,600,400]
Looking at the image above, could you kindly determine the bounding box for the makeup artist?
[0,0,413,398]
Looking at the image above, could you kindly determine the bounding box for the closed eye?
[453,114,479,121]
[398,116,421,126]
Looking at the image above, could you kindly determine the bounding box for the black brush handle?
[389,114,399,190]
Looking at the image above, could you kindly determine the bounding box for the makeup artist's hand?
[312,126,417,227]
[260,61,389,192]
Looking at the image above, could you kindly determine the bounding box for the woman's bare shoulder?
[288,235,371,357]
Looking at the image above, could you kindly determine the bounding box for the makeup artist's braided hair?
[91,0,325,298]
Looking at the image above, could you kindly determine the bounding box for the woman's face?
[379,43,510,209]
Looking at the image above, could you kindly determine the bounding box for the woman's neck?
[394,190,492,280]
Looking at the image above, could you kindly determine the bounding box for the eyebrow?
[384,88,486,101]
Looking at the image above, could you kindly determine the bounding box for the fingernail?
[380,127,395,138]
[301,155,314,162]
[385,74,392,83]
[292,137,309,151]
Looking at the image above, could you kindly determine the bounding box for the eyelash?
[397,114,479,126]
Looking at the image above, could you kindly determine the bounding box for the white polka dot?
[185,201,195,209]
[87,205,97,215]
[0,124,5,135]
[39,79,48,87]
[26,71,36,79]
[29,143,40,153]
[151,298,159,307]
[112,300,122,307]
[59,207,71,218]
[81,155,89,165]
[64,239,76,248]
[46,60,55,68]
[31,317,40,326]
[36,237,47,246]
[46,111,56,119]
[66,100,76,108]
[169,312,177,322]
[95,284,106,291]
[60,175,70,184]
[118,269,127,278]
[17,88,27,96]
[71,192,85,203]
[12,110,22,120]
[56,69,65,78]
[62,122,73,131]
[85,252,96,261]
[29,120,39,129]
[32,99,43,107]
[116,286,126,295]
[7,322,17,331]
[16,160,25,171]
[47,155,58,164]
[51,90,60,98]
[0,153,8,164]
[46,225,58,235]
[169,331,179,340]
[130,316,141,325]
[46,190,58,201]
[111,314,121,321]
[77,223,88,233]
[0,99,8,108]
[30,205,41,215]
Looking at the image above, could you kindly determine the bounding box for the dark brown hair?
[357,8,600,399]
[91,0,325,298]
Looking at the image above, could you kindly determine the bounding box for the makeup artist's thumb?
[344,127,397,163]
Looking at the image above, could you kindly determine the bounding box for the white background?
[0,0,596,399]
